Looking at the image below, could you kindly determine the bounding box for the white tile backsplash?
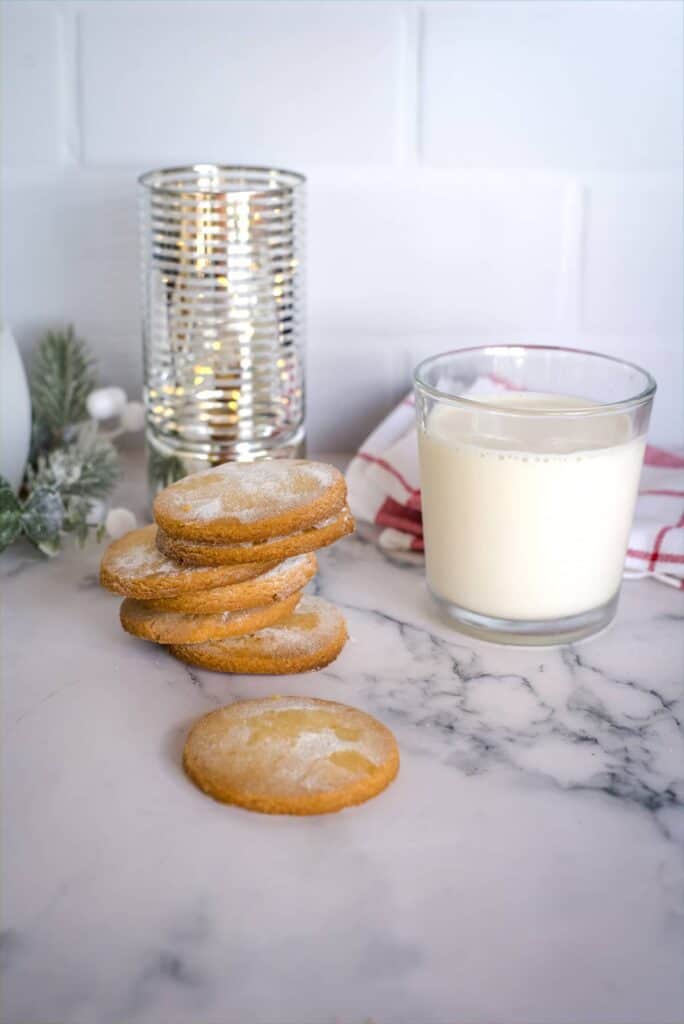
[421,0,684,171]
[79,1,403,167]
[1,0,682,449]
[1,1,65,167]
[308,175,566,332]
[0,172,140,389]
[584,176,684,336]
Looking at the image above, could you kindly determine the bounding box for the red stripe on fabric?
[406,492,423,511]
[410,536,425,551]
[627,547,684,565]
[644,446,684,468]
[376,510,424,536]
[377,496,423,524]
[375,497,423,537]
[357,451,420,496]
[639,489,684,498]
[649,512,684,572]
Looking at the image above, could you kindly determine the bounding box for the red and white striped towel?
[346,392,684,589]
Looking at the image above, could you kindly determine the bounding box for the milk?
[418,393,646,621]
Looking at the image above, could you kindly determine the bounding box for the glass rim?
[138,163,306,199]
[413,344,657,416]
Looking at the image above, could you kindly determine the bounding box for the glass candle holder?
[138,164,306,492]
[414,346,656,645]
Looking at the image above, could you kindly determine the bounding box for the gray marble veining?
[1,457,683,1024]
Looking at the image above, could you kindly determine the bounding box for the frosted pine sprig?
[0,327,143,558]
[29,326,95,452]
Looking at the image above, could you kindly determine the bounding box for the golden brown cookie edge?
[100,525,276,599]
[119,589,301,645]
[156,506,355,566]
[143,553,317,613]
[181,698,400,815]
[169,616,348,675]
[153,461,347,542]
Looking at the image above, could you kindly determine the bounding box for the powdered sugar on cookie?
[108,530,181,577]
[185,696,396,797]
[153,459,347,543]
[242,596,342,656]
[163,460,339,523]
[100,524,274,598]
[198,596,343,658]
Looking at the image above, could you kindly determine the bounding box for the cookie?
[182,696,400,815]
[100,524,276,599]
[144,553,317,614]
[169,595,347,674]
[157,506,355,566]
[120,590,300,645]
[153,459,346,543]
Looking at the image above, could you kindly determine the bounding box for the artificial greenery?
[0,328,119,557]
[29,326,96,456]
[147,447,186,494]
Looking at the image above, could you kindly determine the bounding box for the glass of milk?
[414,346,655,645]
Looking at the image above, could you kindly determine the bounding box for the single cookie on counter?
[153,459,347,543]
[169,594,347,674]
[182,696,400,815]
[156,506,355,566]
[144,553,317,614]
[100,524,276,599]
[120,590,301,645]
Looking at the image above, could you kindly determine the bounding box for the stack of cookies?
[100,460,354,674]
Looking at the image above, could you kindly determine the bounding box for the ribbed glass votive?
[138,164,306,491]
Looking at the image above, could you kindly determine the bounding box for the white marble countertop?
[2,453,683,1024]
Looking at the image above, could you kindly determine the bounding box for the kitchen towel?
[346,390,684,589]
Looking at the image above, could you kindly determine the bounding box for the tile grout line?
[415,3,425,166]
[58,1,83,167]
[555,178,587,337]
[395,3,422,168]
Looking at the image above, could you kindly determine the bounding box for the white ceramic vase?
[0,325,32,492]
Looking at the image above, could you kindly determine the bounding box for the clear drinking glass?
[138,164,305,492]
[413,346,656,645]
